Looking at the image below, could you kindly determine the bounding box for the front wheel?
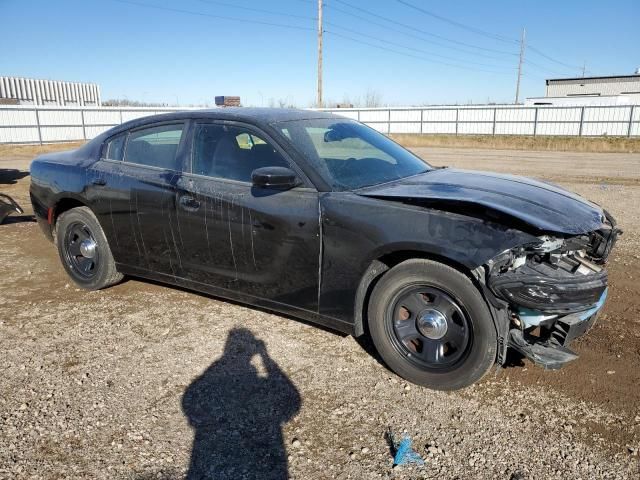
[55,206,123,290]
[368,259,497,390]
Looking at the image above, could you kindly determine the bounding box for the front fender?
[318,192,538,325]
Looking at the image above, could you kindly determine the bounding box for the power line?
[194,0,316,22]
[393,0,586,75]
[110,0,315,31]
[521,71,548,81]
[325,21,516,70]
[192,0,514,69]
[527,45,584,72]
[325,30,515,75]
[325,2,517,63]
[111,0,516,75]
[394,0,519,45]
[330,0,518,56]
[173,0,532,74]
[524,59,578,77]
[108,0,543,84]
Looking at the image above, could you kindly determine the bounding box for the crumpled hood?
[357,168,606,234]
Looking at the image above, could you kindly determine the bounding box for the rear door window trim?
[121,121,187,173]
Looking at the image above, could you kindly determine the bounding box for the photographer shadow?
[182,328,301,480]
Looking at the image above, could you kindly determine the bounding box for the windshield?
[274,118,431,190]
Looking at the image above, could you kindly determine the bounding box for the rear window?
[104,133,126,161]
[124,123,185,170]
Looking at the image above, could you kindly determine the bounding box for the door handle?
[179,195,201,211]
[91,178,107,186]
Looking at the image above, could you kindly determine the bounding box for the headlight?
[490,275,607,313]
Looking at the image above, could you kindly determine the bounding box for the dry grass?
[0,142,85,157]
[1,135,639,158]
[391,134,640,153]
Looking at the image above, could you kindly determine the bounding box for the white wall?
[0,104,638,144]
[320,105,639,138]
[0,106,195,144]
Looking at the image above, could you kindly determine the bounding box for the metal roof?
[0,76,101,106]
[546,74,640,84]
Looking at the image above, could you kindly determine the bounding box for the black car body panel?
[357,168,605,235]
[317,191,538,323]
[29,108,619,370]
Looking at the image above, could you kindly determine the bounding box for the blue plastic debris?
[390,432,425,467]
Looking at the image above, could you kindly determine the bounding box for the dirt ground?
[1,144,640,479]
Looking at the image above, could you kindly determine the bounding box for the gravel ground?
[1,146,640,479]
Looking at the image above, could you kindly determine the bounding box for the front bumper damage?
[508,290,607,369]
[484,211,620,369]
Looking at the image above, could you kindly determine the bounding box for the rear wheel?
[368,259,497,390]
[55,206,123,290]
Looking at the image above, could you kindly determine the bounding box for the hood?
[357,168,605,235]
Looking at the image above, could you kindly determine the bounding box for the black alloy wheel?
[55,206,123,290]
[388,286,472,371]
[63,222,100,279]
[368,259,497,390]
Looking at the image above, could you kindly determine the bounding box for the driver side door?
[175,121,321,313]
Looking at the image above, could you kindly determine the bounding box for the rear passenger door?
[91,122,188,277]
[175,121,321,312]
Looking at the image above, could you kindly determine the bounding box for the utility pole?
[581,61,587,77]
[514,27,526,104]
[317,0,323,108]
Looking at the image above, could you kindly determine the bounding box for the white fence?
[321,105,640,137]
[0,106,194,144]
[1,104,639,144]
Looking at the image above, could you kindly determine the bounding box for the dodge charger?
[29,108,620,390]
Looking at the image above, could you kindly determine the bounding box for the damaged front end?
[485,211,621,369]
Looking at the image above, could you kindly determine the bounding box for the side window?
[104,133,126,161]
[124,123,184,170]
[192,124,290,182]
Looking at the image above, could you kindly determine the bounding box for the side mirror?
[251,166,300,190]
[323,124,352,142]
[324,128,347,143]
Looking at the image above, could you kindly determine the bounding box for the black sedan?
[29,108,620,390]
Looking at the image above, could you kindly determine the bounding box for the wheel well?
[53,198,88,225]
[378,250,471,275]
[353,250,477,338]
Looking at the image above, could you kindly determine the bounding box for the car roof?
[117,107,344,131]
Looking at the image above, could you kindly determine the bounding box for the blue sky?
[2,0,639,106]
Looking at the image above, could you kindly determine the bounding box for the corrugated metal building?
[525,94,640,106]
[0,76,101,106]
[546,74,640,98]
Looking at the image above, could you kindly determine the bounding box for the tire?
[55,206,123,290]
[368,259,497,391]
